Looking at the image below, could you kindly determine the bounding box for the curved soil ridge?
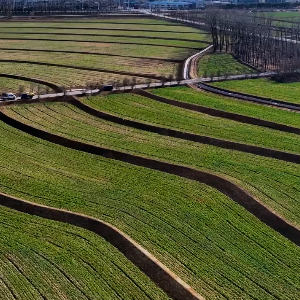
[1,108,300,248]
[0,31,209,43]
[0,47,183,63]
[199,82,300,111]
[136,89,300,135]
[0,192,204,300]
[70,96,300,164]
[0,37,200,50]
[0,59,162,80]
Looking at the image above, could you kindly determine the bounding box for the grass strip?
[197,54,252,77]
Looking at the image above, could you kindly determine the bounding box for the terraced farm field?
[197,54,253,77]
[0,206,171,300]
[0,18,209,88]
[211,78,300,104]
[1,114,300,300]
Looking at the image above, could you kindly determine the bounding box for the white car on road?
[1,93,16,101]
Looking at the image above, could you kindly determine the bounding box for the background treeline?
[205,10,300,77]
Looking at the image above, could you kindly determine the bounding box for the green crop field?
[256,11,300,20]
[82,93,300,153]
[0,62,148,89]
[0,206,170,300]
[4,101,300,229]
[152,86,300,128]
[3,14,300,300]
[0,77,51,94]
[0,49,177,77]
[198,54,253,77]
[212,78,300,104]
[0,18,209,88]
[0,115,300,300]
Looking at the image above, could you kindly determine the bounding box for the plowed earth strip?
[1,108,300,250]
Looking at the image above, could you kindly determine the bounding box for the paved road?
[7,71,271,102]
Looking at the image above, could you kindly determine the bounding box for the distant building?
[148,0,196,9]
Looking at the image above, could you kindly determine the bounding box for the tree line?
[205,9,300,77]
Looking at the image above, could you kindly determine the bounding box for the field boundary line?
[1,107,300,248]
[0,47,183,63]
[70,96,300,164]
[0,60,161,80]
[0,192,204,300]
[0,37,200,50]
[0,31,209,43]
[136,89,300,135]
[2,26,200,34]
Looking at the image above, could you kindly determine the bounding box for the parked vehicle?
[21,93,34,100]
[1,93,16,101]
[101,85,113,92]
